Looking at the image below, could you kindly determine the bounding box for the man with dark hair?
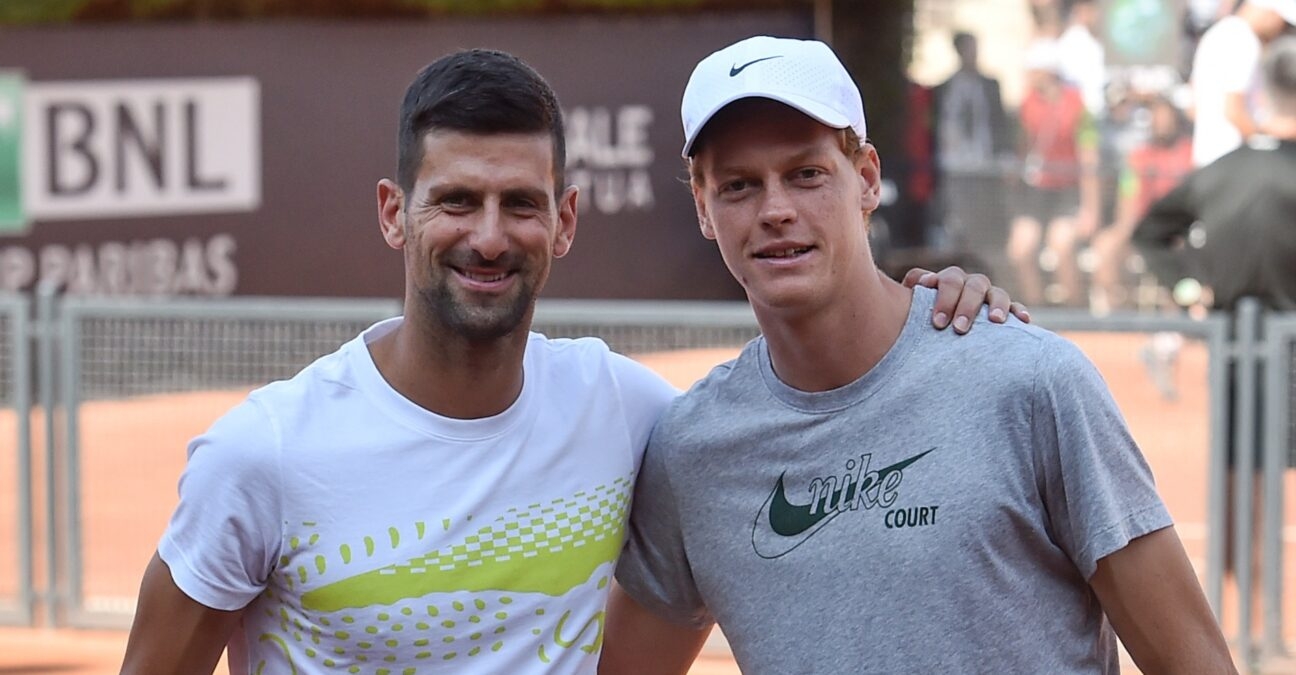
[1136,35,1296,310]
[395,49,567,197]
[120,48,676,675]
[602,35,1234,674]
[119,48,1019,675]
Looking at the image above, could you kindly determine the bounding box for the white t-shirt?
[1057,24,1106,118]
[1190,15,1263,166]
[158,318,678,675]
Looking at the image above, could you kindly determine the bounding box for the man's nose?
[758,181,796,228]
[468,204,509,261]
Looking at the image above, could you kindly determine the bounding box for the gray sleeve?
[1030,336,1173,580]
[614,420,715,629]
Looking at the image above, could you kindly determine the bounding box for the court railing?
[52,292,401,629]
[0,292,33,627]
[0,292,1292,670]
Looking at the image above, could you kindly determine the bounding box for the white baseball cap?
[1023,39,1062,74]
[680,35,867,157]
[1252,0,1296,25]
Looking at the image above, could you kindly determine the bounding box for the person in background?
[1135,38,1296,635]
[1029,0,1066,37]
[1007,38,1101,306]
[1090,95,1194,313]
[1188,0,1296,167]
[1136,35,1296,311]
[932,31,1012,270]
[1058,0,1107,119]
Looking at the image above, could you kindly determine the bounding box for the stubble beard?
[419,271,536,342]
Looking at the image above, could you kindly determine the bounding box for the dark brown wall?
[0,13,812,299]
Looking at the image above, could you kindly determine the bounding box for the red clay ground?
[0,332,1280,673]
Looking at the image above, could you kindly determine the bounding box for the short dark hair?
[397,49,566,196]
[952,31,976,52]
[1266,36,1296,112]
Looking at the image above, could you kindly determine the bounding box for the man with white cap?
[602,36,1233,674]
[1190,0,1296,167]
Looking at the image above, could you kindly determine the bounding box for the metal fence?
[533,299,760,354]
[0,293,32,627]
[1,292,1294,671]
[1260,311,1296,662]
[53,294,400,629]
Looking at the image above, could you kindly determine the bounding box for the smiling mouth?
[755,247,812,259]
[459,269,510,282]
[452,267,516,287]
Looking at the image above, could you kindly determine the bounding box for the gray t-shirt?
[616,287,1171,674]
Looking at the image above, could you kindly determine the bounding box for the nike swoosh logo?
[729,55,783,77]
[751,473,844,559]
[752,448,934,559]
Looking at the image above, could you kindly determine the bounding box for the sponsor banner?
[0,15,812,299]
[22,77,260,223]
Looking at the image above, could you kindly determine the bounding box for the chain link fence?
[1,293,1294,672]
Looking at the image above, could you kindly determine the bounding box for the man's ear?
[377,179,406,250]
[692,182,716,240]
[553,185,579,258]
[856,143,883,215]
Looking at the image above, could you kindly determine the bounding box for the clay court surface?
[0,332,1284,672]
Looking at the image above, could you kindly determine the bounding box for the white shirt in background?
[1190,15,1263,166]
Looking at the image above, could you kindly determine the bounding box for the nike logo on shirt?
[751,448,935,559]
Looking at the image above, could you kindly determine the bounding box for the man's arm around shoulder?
[1090,527,1237,674]
[120,553,245,675]
[601,583,712,675]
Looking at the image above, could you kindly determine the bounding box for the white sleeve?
[607,352,680,473]
[1219,28,1262,94]
[157,395,284,611]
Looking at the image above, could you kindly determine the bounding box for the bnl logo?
[0,71,260,234]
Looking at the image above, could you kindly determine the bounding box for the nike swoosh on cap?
[729,55,783,77]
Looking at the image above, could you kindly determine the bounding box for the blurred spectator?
[1007,39,1101,305]
[900,79,935,248]
[1089,96,1194,312]
[1180,2,1239,80]
[1189,0,1296,167]
[1135,35,1296,311]
[1191,0,1241,25]
[1134,36,1296,604]
[1058,0,1107,118]
[1029,0,1065,37]
[933,32,1011,264]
